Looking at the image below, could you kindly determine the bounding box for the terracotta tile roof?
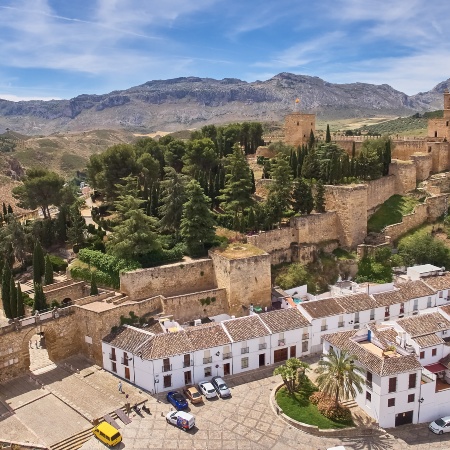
[139,331,192,359]
[423,273,450,291]
[372,290,404,307]
[397,312,450,337]
[371,325,398,345]
[102,326,154,353]
[412,334,444,348]
[299,298,344,319]
[222,316,270,342]
[335,293,376,313]
[440,304,450,316]
[258,308,310,333]
[323,330,422,376]
[395,280,436,301]
[440,354,450,369]
[185,323,231,351]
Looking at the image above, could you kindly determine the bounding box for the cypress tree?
[33,283,46,312]
[325,124,331,143]
[16,282,24,317]
[315,180,326,213]
[90,273,99,295]
[1,264,12,319]
[7,204,13,215]
[247,207,256,232]
[251,170,256,194]
[33,241,45,284]
[292,178,314,215]
[308,130,315,149]
[2,202,7,217]
[301,147,320,180]
[9,276,17,319]
[44,254,54,286]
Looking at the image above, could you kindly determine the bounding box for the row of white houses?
[101,266,450,427]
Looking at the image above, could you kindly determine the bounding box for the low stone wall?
[383,203,428,242]
[74,290,115,306]
[247,227,296,255]
[270,383,383,438]
[44,280,88,303]
[366,176,396,213]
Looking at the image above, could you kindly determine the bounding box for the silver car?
[198,381,217,399]
[211,376,231,398]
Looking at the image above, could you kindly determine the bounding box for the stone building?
[284,112,316,147]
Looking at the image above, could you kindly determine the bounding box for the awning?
[424,363,447,373]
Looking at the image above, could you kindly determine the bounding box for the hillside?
[0,73,448,136]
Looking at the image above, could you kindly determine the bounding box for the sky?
[0,0,449,101]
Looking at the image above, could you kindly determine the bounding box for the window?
[388,377,397,393]
[400,303,405,314]
[111,361,117,372]
[278,333,285,346]
[183,354,191,368]
[409,373,417,389]
[338,316,344,327]
[162,358,171,372]
[163,374,172,388]
[440,291,443,298]
[427,297,432,308]
[366,371,373,389]
[388,398,395,407]
[385,306,390,318]
[370,309,375,320]
[420,351,425,359]
[432,348,437,357]
[413,299,418,311]
[223,345,232,360]
[204,367,212,377]
[203,349,212,364]
[241,357,249,369]
[366,391,371,402]
[408,394,415,403]
[355,312,360,324]
[302,340,308,352]
[321,319,327,331]
[241,341,249,354]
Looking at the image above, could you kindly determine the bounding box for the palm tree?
[316,348,364,405]
[273,358,310,396]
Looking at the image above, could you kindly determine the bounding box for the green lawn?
[368,194,421,233]
[276,378,354,429]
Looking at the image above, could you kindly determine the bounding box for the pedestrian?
[118,381,122,393]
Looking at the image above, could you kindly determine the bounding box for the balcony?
[321,325,328,331]
[259,343,267,350]
[162,364,172,372]
[338,322,344,328]
[278,340,285,346]
[203,357,212,364]
[223,352,232,360]
[183,360,192,368]
[109,353,116,361]
[121,357,129,366]
[366,380,373,390]
[241,347,249,354]
[302,334,309,341]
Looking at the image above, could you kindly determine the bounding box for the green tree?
[33,282,47,312]
[267,154,293,225]
[183,138,218,178]
[291,179,314,215]
[316,348,364,406]
[33,241,45,284]
[1,264,12,319]
[67,204,86,247]
[158,167,188,236]
[44,254,54,286]
[90,273,99,295]
[12,169,65,219]
[9,276,17,319]
[356,140,383,180]
[180,180,216,256]
[325,124,331,143]
[218,144,254,224]
[165,139,186,173]
[301,147,320,180]
[273,358,310,396]
[275,262,313,291]
[16,282,24,317]
[315,180,326,213]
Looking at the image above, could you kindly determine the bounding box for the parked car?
[166,391,188,410]
[429,416,450,434]
[211,376,231,398]
[198,380,218,399]
[166,410,195,431]
[183,386,204,404]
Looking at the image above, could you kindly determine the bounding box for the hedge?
[48,254,68,272]
[78,249,140,274]
[69,266,117,288]
[137,245,184,268]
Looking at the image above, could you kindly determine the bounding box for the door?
[259,353,265,367]
[290,345,296,358]
[184,371,192,385]
[124,367,130,380]
[224,363,230,376]
[274,348,288,363]
[395,411,413,426]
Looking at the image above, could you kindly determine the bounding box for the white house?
[423,273,450,306]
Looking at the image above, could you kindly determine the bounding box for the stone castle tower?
[428,89,450,140]
[284,100,316,147]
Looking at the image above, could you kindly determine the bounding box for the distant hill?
[0,73,448,136]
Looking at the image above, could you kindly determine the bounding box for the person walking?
[118,381,123,393]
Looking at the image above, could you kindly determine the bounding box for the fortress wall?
[324,185,368,248]
[428,119,450,140]
[162,288,228,323]
[410,153,433,181]
[334,140,363,155]
[269,248,293,265]
[383,203,428,242]
[247,227,296,254]
[389,160,416,194]
[430,142,450,173]
[285,113,316,147]
[120,259,216,300]
[366,176,396,213]
[293,212,339,244]
[426,194,449,221]
[392,141,427,160]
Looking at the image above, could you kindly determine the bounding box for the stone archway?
[62,298,72,305]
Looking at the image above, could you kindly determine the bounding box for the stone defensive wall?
[366,176,396,215]
[120,258,216,300]
[389,160,417,194]
[162,288,228,323]
[43,280,89,303]
[410,153,433,181]
[392,140,426,160]
[293,212,339,244]
[247,227,297,255]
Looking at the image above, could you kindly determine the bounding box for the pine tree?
[16,282,24,317]
[292,178,314,214]
[1,264,12,319]
[315,180,326,213]
[9,276,17,319]
[180,180,216,256]
[301,147,320,180]
[33,240,45,284]
[325,124,331,143]
[267,155,293,226]
[44,254,54,286]
[67,204,86,247]
[90,273,99,295]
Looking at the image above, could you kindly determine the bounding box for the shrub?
[137,244,184,268]
[48,254,68,272]
[309,391,328,405]
[69,266,117,288]
[317,396,352,422]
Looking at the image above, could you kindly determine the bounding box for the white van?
[166,411,195,431]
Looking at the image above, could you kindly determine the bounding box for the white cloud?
[0,94,61,101]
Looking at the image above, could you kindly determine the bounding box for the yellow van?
[92,422,122,446]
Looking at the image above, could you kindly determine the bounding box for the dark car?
[166,391,189,410]
[211,376,231,398]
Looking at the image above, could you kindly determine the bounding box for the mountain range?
[0,73,449,136]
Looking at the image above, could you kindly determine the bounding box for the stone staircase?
[341,399,358,409]
[50,427,93,450]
